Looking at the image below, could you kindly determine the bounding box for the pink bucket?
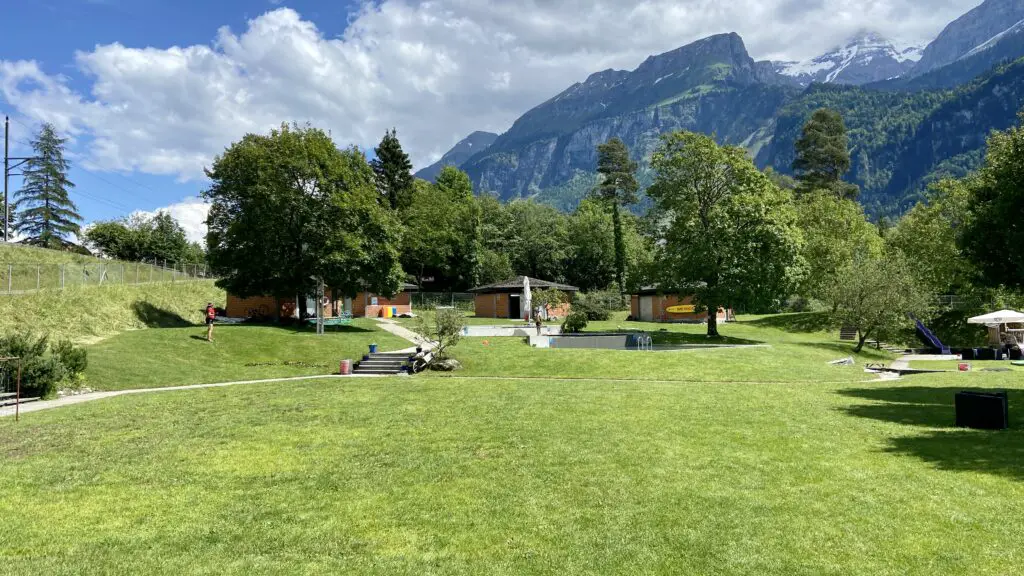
[340,359,352,375]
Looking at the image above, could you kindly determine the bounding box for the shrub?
[54,339,89,381]
[562,310,589,333]
[574,290,626,321]
[0,332,66,398]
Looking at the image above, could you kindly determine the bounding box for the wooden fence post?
[36,266,40,291]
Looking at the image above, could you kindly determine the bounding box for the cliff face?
[462,33,798,199]
[415,131,498,182]
[911,0,1024,77]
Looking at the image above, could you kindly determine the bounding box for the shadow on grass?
[798,342,892,361]
[214,322,377,335]
[839,386,1023,481]
[133,301,195,328]
[746,312,835,333]
[650,331,762,346]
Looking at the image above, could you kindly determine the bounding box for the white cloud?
[132,197,211,244]
[0,1,981,179]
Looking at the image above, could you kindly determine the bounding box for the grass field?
[3,311,1023,574]
[1,373,1022,575]
[85,320,412,390]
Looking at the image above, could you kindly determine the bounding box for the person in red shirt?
[205,302,216,342]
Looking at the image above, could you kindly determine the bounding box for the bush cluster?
[0,332,88,398]
[562,310,589,333]
[573,290,626,321]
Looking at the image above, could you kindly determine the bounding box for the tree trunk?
[854,330,869,353]
[612,202,626,302]
[707,305,720,338]
[298,296,308,321]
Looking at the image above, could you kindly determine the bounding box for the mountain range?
[414,0,1024,218]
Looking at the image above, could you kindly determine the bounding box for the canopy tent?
[969,310,1024,348]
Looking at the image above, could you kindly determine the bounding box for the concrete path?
[0,374,386,419]
[890,354,960,371]
[374,318,436,352]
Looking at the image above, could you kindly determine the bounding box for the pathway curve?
[0,374,383,419]
[374,318,436,351]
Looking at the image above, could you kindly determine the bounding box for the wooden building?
[629,287,734,323]
[469,277,578,320]
[225,283,418,320]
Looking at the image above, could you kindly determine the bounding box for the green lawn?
[1,373,1022,574]
[431,312,893,383]
[85,320,411,390]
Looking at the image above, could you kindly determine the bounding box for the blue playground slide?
[909,314,951,355]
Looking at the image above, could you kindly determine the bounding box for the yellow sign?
[666,305,696,314]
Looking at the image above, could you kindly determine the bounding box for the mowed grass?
[431,312,894,383]
[1,374,1023,574]
[84,320,411,390]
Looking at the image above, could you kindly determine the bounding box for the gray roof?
[469,276,578,293]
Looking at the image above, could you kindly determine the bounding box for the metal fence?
[0,261,212,294]
[411,292,476,313]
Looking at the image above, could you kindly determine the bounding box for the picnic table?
[306,312,353,327]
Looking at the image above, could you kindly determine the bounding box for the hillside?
[415,131,498,182]
[461,33,797,200]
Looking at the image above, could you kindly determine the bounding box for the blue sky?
[1,1,361,235]
[0,0,980,241]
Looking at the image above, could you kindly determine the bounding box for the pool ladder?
[636,334,653,351]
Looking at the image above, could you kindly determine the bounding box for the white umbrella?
[523,276,532,321]
[969,309,1024,348]
[967,310,1024,325]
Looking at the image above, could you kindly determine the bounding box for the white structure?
[522,276,532,321]
[968,310,1024,347]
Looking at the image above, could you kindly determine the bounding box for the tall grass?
[0,281,225,343]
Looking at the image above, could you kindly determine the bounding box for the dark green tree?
[371,128,415,211]
[792,109,859,200]
[959,111,1024,290]
[85,212,205,265]
[205,123,404,319]
[504,200,569,281]
[402,167,481,290]
[594,138,639,298]
[13,123,82,247]
[649,131,803,337]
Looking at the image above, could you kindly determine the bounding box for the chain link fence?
[411,292,476,313]
[0,261,212,294]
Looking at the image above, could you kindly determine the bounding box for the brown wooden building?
[630,286,734,323]
[226,283,418,320]
[469,277,578,320]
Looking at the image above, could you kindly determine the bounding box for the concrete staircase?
[353,352,413,376]
[0,392,40,408]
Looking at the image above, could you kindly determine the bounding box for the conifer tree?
[13,123,82,246]
[594,137,639,298]
[370,128,415,211]
[793,109,859,200]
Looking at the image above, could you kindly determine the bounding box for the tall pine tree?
[370,128,415,211]
[14,123,82,247]
[594,138,638,299]
[792,109,859,200]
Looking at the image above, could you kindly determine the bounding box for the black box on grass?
[955,391,1009,430]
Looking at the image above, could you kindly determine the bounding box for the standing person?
[205,302,216,342]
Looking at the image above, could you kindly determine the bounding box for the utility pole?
[4,117,39,243]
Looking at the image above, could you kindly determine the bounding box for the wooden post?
[36,266,39,290]
[15,358,21,423]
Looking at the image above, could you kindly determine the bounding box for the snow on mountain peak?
[774,31,923,86]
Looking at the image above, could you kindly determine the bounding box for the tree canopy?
[371,128,415,212]
[594,137,639,298]
[648,131,803,336]
[13,123,82,247]
[959,111,1024,290]
[204,123,404,319]
[85,212,205,265]
[792,108,859,200]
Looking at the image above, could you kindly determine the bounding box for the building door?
[640,296,655,322]
[508,294,521,320]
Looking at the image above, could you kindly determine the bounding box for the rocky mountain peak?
[775,30,922,86]
[911,0,1024,77]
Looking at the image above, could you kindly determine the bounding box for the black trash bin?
[955,391,1009,430]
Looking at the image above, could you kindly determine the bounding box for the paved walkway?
[374,318,436,351]
[0,374,389,419]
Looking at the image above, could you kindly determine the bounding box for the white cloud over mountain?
[0,1,980,181]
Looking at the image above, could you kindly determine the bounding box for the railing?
[0,261,212,294]
[412,292,475,313]
[635,334,653,351]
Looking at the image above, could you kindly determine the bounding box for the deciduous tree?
[648,131,803,337]
[204,123,404,319]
